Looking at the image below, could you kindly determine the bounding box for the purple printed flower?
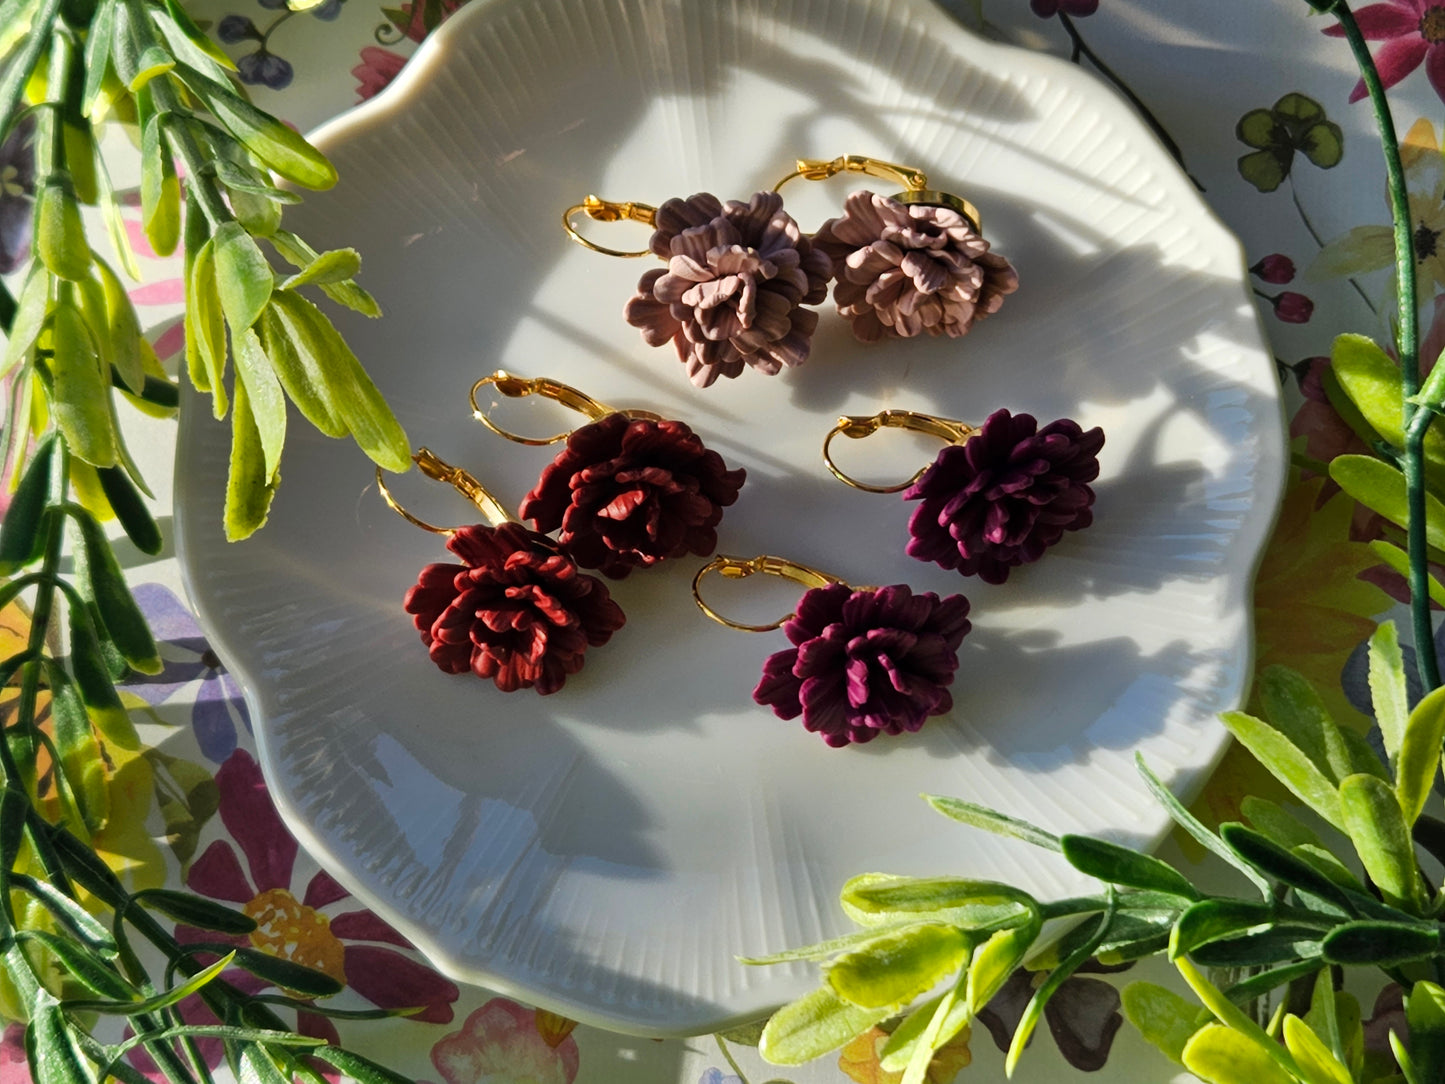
[812,190,1018,342]
[236,50,293,89]
[0,116,35,276]
[1324,0,1445,103]
[1269,290,1315,324]
[753,583,971,747]
[120,583,252,763]
[977,963,1129,1071]
[623,191,832,387]
[1250,253,1296,284]
[904,410,1104,585]
[1030,0,1098,15]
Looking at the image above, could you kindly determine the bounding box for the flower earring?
[562,191,832,387]
[470,370,746,578]
[377,449,625,694]
[692,553,971,747]
[774,154,1019,341]
[822,407,1104,584]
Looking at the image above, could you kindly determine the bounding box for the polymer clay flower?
[812,189,1018,342]
[753,583,972,747]
[519,413,746,579]
[904,409,1104,584]
[623,190,832,387]
[403,522,625,694]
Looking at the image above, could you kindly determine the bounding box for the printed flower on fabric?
[352,0,467,99]
[1235,92,1343,193]
[1311,117,1445,304]
[0,116,35,275]
[217,0,346,89]
[976,964,1127,1072]
[1324,0,1445,103]
[432,998,580,1084]
[838,1025,971,1084]
[697,1071,741,1084]
[120,584,251,762]
[180,749,460,1030]
[0,1024,25,1084]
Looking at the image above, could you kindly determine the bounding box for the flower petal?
[216,749,297,894]
[343,944,460,1023]
[186,840,254,903]
[330,909,413,948]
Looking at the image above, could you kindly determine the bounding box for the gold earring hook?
[561,195,659,258]
[692,554,848,633]
[376,448,515,534]
[469,370,664,445]
[822,409,978,494]
[772,155,982,232]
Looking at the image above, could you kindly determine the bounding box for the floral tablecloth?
[2,0,1436,1080]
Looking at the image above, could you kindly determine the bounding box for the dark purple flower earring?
[692,553,971,747]
[470,370,746,578]
[823,407,1104,584]
[774,154,1019,341]
[562,192,832,388]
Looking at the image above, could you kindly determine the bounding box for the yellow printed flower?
[838,1025,972,1084]
[1310,117,1445,305]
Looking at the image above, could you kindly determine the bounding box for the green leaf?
[96,464,162,556]
[228,946,343,997]
[1121,981,1207,1066]
[921,794,1061,851]
[278,248,361,290]
[1219,711,1344,829]
[1331,333,1413,449]
[93,257,145,395]
[1238,148,1288,193]
[1301,121,1344,169]
[759,985,891,1066]
[267,231,381,317]
[1237,107,1279,149]
[269,290,408,472]
[63,952,234,1015]
[239,1042,290,1084]
[232,327,285,481]
[1331,454,1445,549]
[80,0,116,115]
[68,504,161,672]
[46,659,102,830]
[1240,795,1320,849]
[0,787,26,872]
[30,994,96,1084]
[157,0,236,71]
[1060,835,1198,899]
[1136,753,1270,896]
[1339,772,1424,912]
[135,889,256,934]
[1188,927,1324,967]
[877,990,972,1075]
[1321,920,1440,966]
[259,297,346,437]
[739,924,943,965]
[127,44,175,90]
[1170,899,1273,958]
[825,923,971,1009]
[10,874,116,953]
[1274,92,1326,126]
[36,180,92,281]
[139,115,180,257]
[1183,1023,1298,1084]
[213,221,274,334]
[840,875,1036,921]
[189,237,228,418]
[1407,981,1445,1084]
[68,607,133,744]
[1,262,49,380]
[1396,684,1445,827]
[51,293,118,468]
[1369,540,1445,605]
[0,432,54,574]
[1175,957,1302,1080]
[1222,961,1324,1006]
[1219,824,1357,914]
[1258,665,1354,784]
[1292,843,1366,893]
[224,377,279,541]
[965,919,1036,1017]
[308,1047,414,1084]
[19,929,133,999]
[171,63,337,189]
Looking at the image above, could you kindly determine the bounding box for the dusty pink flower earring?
[775,154,1019,342]
[563,192,832,388]
[377,449,625,694]
[469,370,747,579]
[692,553,972,747]
[823,407,1104,585]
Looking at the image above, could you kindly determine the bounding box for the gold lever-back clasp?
[376,448,514,534]
[469,370,664,446]
[561,195,659,258]
[773,155,981,233]
[692,554,849,633]
[822,409,978,495]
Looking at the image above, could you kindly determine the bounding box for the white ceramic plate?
[175,0,1284,1037]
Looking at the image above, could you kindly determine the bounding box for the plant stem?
[1056,12,1201,190]
[1330,0,1437,689]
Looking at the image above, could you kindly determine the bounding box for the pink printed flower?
[180,750,460,1029]
[432,999,581,1084]
[353,47,407,100]
[1324,0,1445,103]
[1,1024,25,1084]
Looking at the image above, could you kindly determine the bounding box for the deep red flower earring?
[470,371,746,579]
[377,449,625,694]
[822,407,1105,584]
[692,553,972,748]
[562,191,832,387]
[774,154,1019,342]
